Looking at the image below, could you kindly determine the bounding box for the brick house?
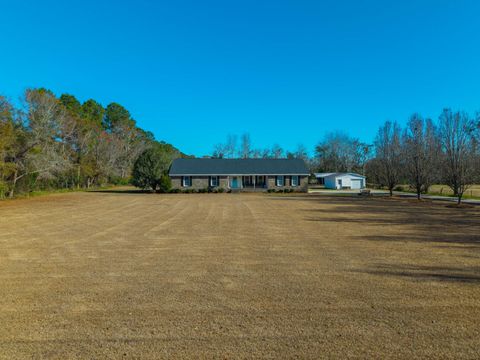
[169,158,309,192]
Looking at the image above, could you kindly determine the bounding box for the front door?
[231,177,238,188]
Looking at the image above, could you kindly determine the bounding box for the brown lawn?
[0,191,479,359]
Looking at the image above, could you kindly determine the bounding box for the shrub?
[169,188,181,193]
[394,185,405,192]
[157,174,172,193]
[276,189,284,193]
[267,189,275,193]
[217,188,225,193]
[198,188,208,193]
[109,176,131,186]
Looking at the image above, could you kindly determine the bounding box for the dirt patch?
[0,192,479,358]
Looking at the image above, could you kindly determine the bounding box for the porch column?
[253,175,256,190]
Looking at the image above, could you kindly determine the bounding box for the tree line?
[212,133,309,161]
[2,90,479,203]
[369,110,479,203]
[314,109,479,203]
[212,110,479,204]
[0,88,182,199]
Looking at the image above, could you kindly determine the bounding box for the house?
[169,158,309,192]
[314,172,366,190]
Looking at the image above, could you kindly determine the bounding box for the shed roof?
[314,172,366,179]
[170,158,309,176]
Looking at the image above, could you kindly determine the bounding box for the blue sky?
[1,0,479,156]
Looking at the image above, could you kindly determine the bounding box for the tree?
[5,89,73,197]
[59,94,82,116]
[103,102,133,132]
[224,134,237,158]
[374,121,402,196]
[212,143,226,158]
[81,99,105,128]
[294,144,309,161]
[212,134,238,159]
[0,96,17,198]
[132,143,178,192]
[0,88,184,198]
[238,133,252,158]
[315,131,369,173]
[402,114,440,199]
[438,109,477,204]
[270,144,284,159]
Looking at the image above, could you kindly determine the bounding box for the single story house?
[169,158,309,192]
[314,172,366,190]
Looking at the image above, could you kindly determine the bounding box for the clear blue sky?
[1,0,479,156]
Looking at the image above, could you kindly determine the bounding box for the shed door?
[351,179,362,189]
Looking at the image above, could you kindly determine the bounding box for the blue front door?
[231,177,238,188]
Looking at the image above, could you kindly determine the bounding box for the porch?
[228,175,268,190]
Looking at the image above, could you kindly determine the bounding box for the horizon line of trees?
[2,90,479,204]
[212,109,479,203]
[368,109,479,203]
[0,88,183,199]
[212,133,309,161]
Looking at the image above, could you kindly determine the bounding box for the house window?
[210,176,219,187]
[182,176,192,187]
[291,175,299,187]
[276,176,284,187]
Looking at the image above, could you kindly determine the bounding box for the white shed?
[314,172,366,190]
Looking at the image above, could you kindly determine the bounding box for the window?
[291,175,299,187]
[210,176,219,187]
[182,176,192,187]
[276,176,284,187]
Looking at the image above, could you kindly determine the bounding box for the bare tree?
[402,114,440,199]
[225,134,237,158]
[261,148,270,158]
[238,133,252,158]
[251,148,262,158]
[438,109,477,204]
[270,144,284,159]
[212,143,226,158]
[374,121,402,196]
[7,89,73,197]
[293,144,309,161]
[315,131,369,173]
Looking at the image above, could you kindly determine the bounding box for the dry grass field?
[429,184,480,198]
[1,191,479,359]
[393,184,480,198]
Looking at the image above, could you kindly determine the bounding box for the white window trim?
[182,176,191,187]
[210,176,219,187]
[291,175,299,187]
[276,176,284,187]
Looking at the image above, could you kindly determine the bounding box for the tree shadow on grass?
[356,263,480,283]
[296,195,480,246]
[279,195,480,283]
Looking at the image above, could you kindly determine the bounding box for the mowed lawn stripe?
[0,192,479,358]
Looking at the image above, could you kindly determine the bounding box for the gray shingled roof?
[169,158,309,176]
[314,172,365,178]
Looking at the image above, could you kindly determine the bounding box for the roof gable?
[169,158,309,176]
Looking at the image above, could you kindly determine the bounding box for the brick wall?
[170,175,308,192]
